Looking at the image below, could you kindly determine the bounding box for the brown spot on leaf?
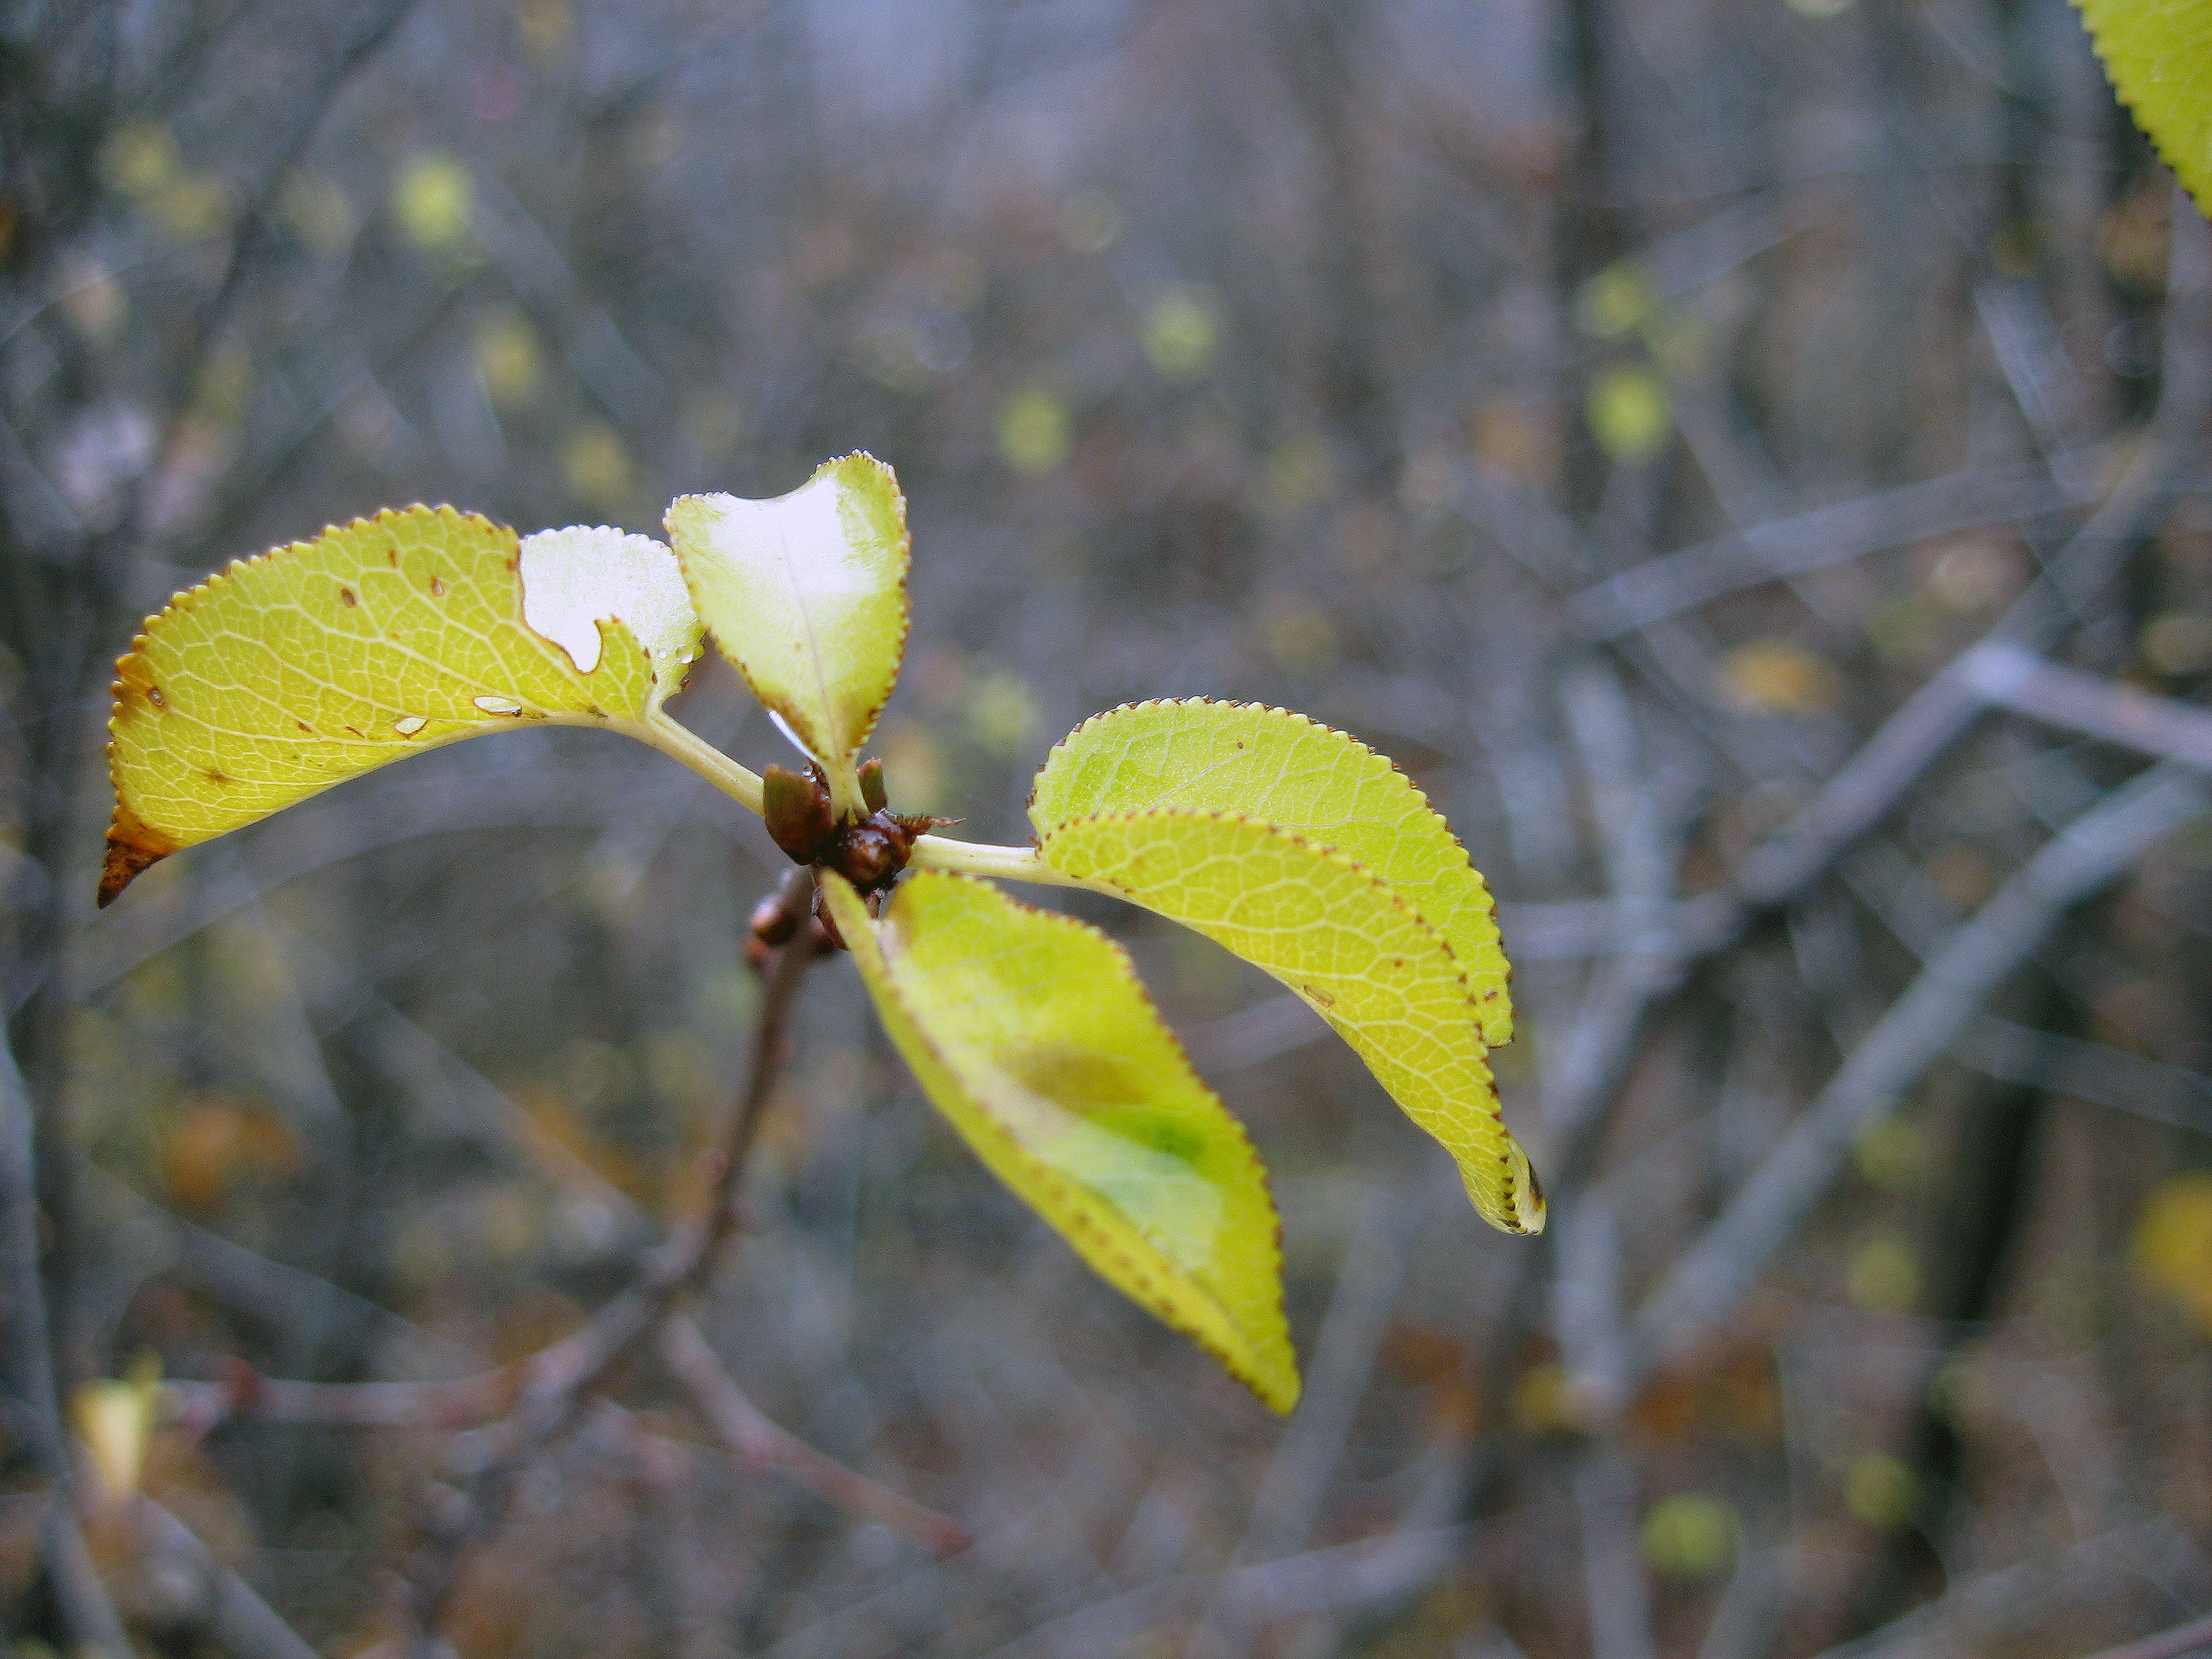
[207,768,231,785]
[428,575,446,598]
[386,546,400,567]
[339,587,357,608]
[296,720,313,734]
[147,686,166,709]
[98,802,181,908]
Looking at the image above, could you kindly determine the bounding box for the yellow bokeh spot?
[876,718,948,817]
[1846,1232,1921,1314]
[561,423,632,508]
[1575,263,1656,340]
[100,121,177,197]
[2142,612,2212,676]
[1843,1452,1916,1527]
[966,670,1040,757]
[392,151,474,250]
[475,309,544,410]
[1511,1362,1583,1433]
[1256,592,1339,675]
[1853,1117,1925,1192]
[1717,639,1841,716]
[2133,1172,2212,1334]
[57,257,125,341]
[997,386,1071,474]
[1141,284,1220,380]
[152,173,230,241]
[1641,1493,1739,1575]
[1586,365,1671,464]
[71,1357,161,1510]
[516,0,573,63]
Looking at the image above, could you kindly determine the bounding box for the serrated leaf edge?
[1028,697,1513,1041]
[667,451,913,768]
[2072,0,2212,213]
[1036,806,1543,1233]
[1035,804,1493,1033]
[832,868,1298,1412]
[99,503,674,907]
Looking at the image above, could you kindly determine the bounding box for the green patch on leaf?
[1036,811,1542,1236]
[824,870,1299,1411]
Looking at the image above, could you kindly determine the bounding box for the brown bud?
[762,764,832,863]
[749,891,799,947]
[834,822,901,889]
[858,757,887,814]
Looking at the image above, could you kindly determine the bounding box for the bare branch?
[659,1316,971,1558]
[1627,765,2211,1382]
[1956,641,2212,771]
[139,1497,321,1659]
[1,1040,131,1657]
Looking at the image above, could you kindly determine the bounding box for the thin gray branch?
[1,1041,132,1656]
[1627,764,2211,1382]
[1957,640,2212,770]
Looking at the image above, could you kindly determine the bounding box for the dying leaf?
[665,454,909,802]
[102,508,700,905]
[1035,811,1542,1235]
[823,870,1298,1411]
[1030,701,1511,1044]
[2074,0,2212,214]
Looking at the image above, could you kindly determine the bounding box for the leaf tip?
[98,800,177,907]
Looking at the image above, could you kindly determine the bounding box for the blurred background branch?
[4,0,2212,1654]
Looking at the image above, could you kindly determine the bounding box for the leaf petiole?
[636,713,766,815]
[906,833,1108,893]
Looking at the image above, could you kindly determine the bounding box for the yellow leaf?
[1036,811,1541,1234]
[102,508,700,905]
[2073,0,2212,215]
[824,871,1298,1411]
[665,454,910,811]
[1030,701,1513,1044]
[72,1359,161,1510]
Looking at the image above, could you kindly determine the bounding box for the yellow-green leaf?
[823,870,1298,1411]
[2074,0,2212,213]
[1037,812,1543,1236]
[665,454,910,807]
[102,508,700,905]
[1030,701,1511,1044]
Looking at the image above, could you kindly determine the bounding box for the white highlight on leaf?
[768,709,813,761]
[472,695,522,715]
[518,524,699,678]
[392,715,427,736]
